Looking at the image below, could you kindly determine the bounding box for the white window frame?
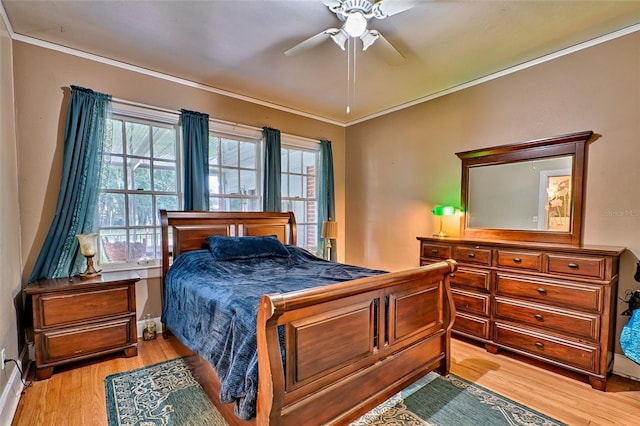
[98,102,181,272]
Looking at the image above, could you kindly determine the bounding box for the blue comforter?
[161,245,386,420]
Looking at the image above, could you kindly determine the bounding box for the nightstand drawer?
[497,250,542,271]
[421,243,452,260]
[493,322,598,372]
[37,318,134,364]
[495,274,602,311]
[546,254,605,279]
[36,286,132,328]
[449,268,490,291]
[454,246,491,266]
[494,297,600,340]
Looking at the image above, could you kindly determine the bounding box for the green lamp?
[432,205,456,237]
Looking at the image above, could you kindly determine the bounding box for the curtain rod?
[111,97,319,145]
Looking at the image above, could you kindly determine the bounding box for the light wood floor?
[11,336,640,425]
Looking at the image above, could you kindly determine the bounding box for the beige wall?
[345,32,640,366]
[0,13,23,413]
[11,41,346,322]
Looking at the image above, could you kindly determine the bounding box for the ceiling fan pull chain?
[346,36,351,114]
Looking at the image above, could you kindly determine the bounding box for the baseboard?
[614,353,640,381]
[0,346,27,426]
[136,315,164,339]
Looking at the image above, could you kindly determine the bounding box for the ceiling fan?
[284,0,418,61]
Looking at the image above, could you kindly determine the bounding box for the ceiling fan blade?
[367,30,405,64]
[284,28,341,56]
[374,0,420,18]
[320,0,342,7]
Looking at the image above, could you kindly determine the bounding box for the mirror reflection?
[467,156,573,231]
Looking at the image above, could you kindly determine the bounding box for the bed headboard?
[159,210,297,279]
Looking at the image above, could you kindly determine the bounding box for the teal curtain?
[29,86,112,280]
[181,109,210,210]
[262,126,281,212]
[318,140,336,261]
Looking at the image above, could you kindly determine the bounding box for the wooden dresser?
[417,236,624,390]
[25,271,139,380]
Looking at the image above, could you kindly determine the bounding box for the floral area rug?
[105,358,564,426]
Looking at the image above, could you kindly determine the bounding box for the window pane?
[153,127,176,160]
[281,174,289,197]
[303,151,316,171]
[239,141,257,169]
[221,168,239,194]
[98,193,126,227]
[209,196,222,211]
[156,195,179,221]
[154,161,177,192]
[129,194,153,226]
[128,158,151,190]
[126,122,150,157]
[290,150,302,173]
[109,120,124,154]
[240,170,256,194]
[129,228,152,261]
[290,175,303,198]
[281,149,289,172]
[221,139,238,166]
[101,155,125,190]
[209,136,220,165]
[291,200,306,222]
[100,229,127,263]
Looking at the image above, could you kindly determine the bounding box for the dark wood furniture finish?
[418,236,624,390]
[160,210,457,425]
[25,271,139,380]
[457,130,592,245]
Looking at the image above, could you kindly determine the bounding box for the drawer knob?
[449,273,456,278]
[536,288,547,294]
[468,253,476,258]
[513,257,522,263]
[431,249,439,254]
[534,314,544,321]
[568,263,579,269]
[534,342,544,349]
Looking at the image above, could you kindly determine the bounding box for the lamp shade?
[76,233,98,257]
[321,221,338,239]
[432,205,456,217]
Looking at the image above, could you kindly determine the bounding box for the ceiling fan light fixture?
[330,29,348,50]
[344,12,367,37]
[360,30,379,51]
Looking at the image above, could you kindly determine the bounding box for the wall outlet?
[1,348,5,370]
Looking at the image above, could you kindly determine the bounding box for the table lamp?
[321,220,338,260]
[76,233,101,278]
[432,205,456,237]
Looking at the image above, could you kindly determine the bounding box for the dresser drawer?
[493,322,598,372]
[421,243,452,260]
[35,286,132,329]
[546,254,606,279]
[495,274,602,311]
[454,246,491,266]
[452,289,490,316]
[453,312,490,339]
[37,318,134,364]
[497,250,542,272]
[449,268,491,291]
[494,297,600,340]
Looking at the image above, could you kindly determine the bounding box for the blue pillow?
[206,235,290,261]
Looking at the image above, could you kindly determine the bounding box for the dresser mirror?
[456,131,593,245]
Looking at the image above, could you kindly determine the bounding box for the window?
[98,115,180,266]
[208,133,260,211]
[281,143,319,253]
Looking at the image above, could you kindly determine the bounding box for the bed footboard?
[256,260,457,425]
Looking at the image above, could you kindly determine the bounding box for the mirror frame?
[456,130,593,245]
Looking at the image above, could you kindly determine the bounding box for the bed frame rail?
[256,260,457,425]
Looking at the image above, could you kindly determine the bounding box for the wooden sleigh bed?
[160,210,456,425]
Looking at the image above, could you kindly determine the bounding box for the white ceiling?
[2,0,640,125]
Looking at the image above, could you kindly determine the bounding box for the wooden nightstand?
[25,271,140,380]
